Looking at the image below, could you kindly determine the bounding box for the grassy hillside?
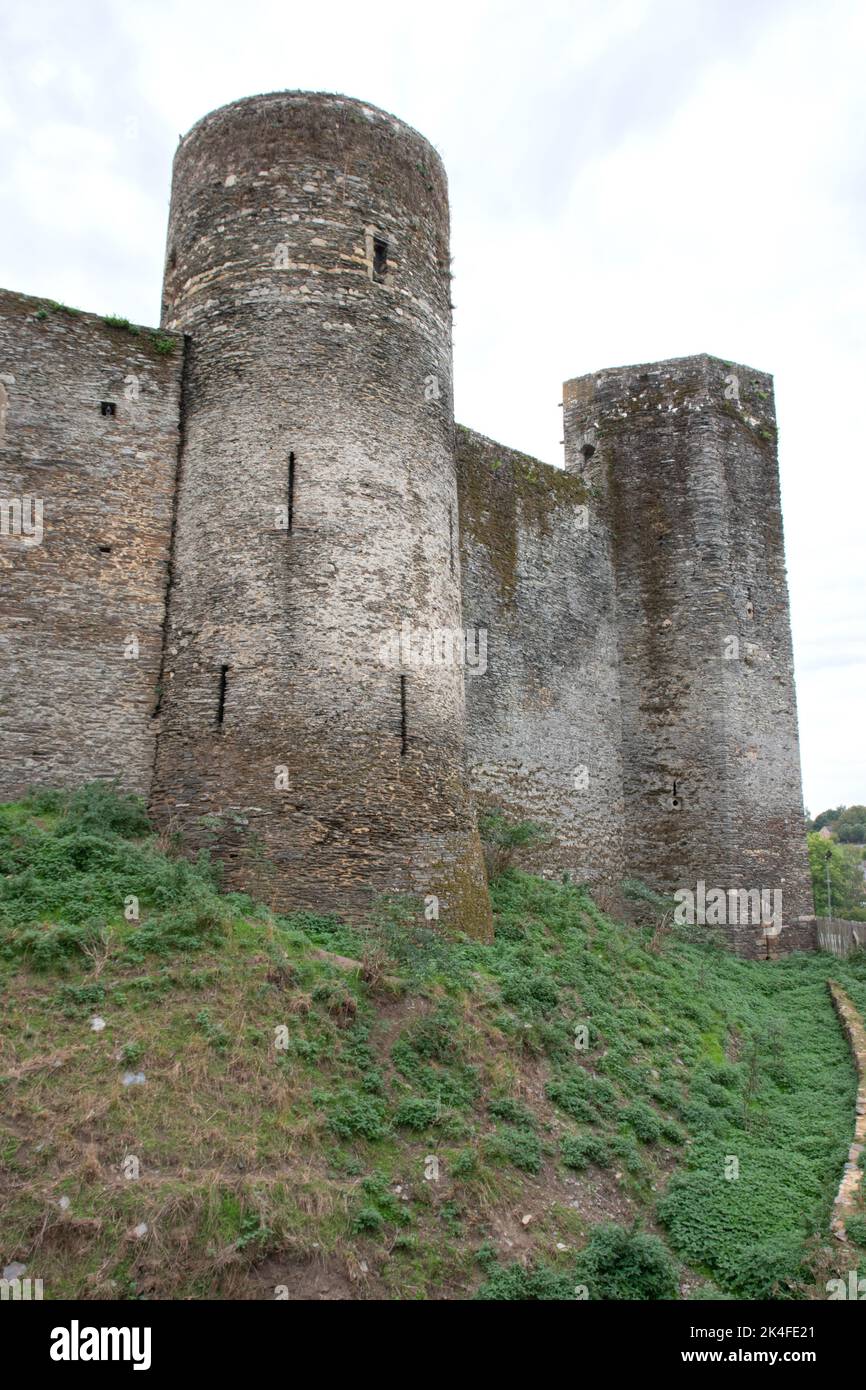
[1,784,865,1300]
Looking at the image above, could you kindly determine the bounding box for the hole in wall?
[580,442,596,462]
[287,451,296,533]
[217,664,229,728]
[100,401,116,417]
[671,779,681,810]
[98,545,112,554]
[373,237,389,283]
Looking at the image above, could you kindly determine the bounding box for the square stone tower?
[563,354,814,956]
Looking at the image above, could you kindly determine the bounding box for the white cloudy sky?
[0,0,863,814]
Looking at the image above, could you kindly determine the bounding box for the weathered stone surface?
[827,982,866,1241]
[564,354,813,957]
[0,292,182,798]
[149,92,492,937]
[456,426,624,885]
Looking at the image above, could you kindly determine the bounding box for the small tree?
[807,831,865,918]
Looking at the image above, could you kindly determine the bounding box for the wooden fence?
[817,918,866,958]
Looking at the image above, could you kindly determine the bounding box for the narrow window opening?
[100,401,116,417]
[399,674,408,756]
[580,442,596,463]
[671,779,681,810]
[98,544,112,554]
[746,587,754,620]
[217,664,229,727]
[448,506,455,576]
[287,451,296,533]
[373,237,389,283]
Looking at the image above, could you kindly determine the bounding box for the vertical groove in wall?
[150,331,191,733]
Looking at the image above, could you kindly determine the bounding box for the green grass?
[1,785,865,1299]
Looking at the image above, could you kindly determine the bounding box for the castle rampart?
[456,426,625,886]
[0,291,182,799]
[0,95,814,956]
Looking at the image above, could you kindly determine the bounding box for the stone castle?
[0,91,815,956]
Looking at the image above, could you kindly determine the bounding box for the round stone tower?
[151,91,491,938]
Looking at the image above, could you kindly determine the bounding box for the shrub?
[561,1134,611,1170]
[483,1125,542,1174]
[478,810,549,879]
[1,921,104,971]
[357,1173,411,1227]
[450,1148,478,1180]
[352,1206,384,1235]
[574,1223,678,1300]
[22,788,65,816]
[845,1215,866,1248]
[326,1090,389,1143]
[487,1096,535,1128]
[409,1006,461,1062]
[392,1096,440,1131]
[150,332,177,355]
[660,1119,686,1145]
[56,981,105,1014]
[621,1101,662,1143]
[609,1134,645,1174]
[475,1260,577,1300]
[545,1087,597,1125]
[723,1235,811,1300]
[123,903,228,960]
[500,969,559,1014]
[546,1071,613,1120]
[58,782,151,838]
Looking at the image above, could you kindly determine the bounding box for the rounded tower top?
[176,90,446,186]
[162,90,450,334]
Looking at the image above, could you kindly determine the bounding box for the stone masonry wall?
[563,354,813,956]
[150,92,491,937]
[827,982,866,1242]
[0,95,816,959]
[0,290,182,799]
[456,426,624,885]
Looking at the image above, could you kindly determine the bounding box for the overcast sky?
[0,0,863,815]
